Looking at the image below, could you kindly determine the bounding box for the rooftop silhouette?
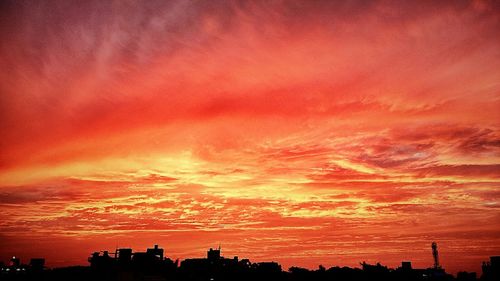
[1,243,498,281]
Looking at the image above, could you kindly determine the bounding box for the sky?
[0,0,499,275]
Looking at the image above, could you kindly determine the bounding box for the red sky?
[0,0,499,275]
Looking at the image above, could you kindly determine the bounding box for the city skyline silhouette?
[1,242,499,281]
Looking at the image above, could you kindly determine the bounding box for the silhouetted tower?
[207,247,221,261]
[147,244,164,260]
[432,242,440,269]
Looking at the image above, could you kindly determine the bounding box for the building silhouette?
[481,256,500,281]
[146,244,164,260]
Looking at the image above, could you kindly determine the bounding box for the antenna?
[431,242,440,269]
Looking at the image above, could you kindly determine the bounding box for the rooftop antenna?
[432,242,440,269]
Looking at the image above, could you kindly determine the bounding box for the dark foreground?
[1,245,498,281]
[0,263,494,281]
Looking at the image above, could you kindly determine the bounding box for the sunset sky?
[0,0,499,275]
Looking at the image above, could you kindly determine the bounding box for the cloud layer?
[0,0,499,274]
